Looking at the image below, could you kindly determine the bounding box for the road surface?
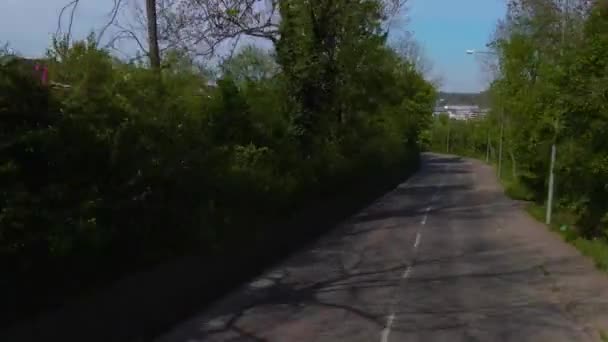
[157,153,608,342]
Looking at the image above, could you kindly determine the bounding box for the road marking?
[421,206,431,225]
[401,265,412,279]
[380,313,395,342]
[379,159,443,342]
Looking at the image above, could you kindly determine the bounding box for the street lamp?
[466,49,496,55]
[466,49,504,179]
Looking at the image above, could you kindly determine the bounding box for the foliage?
[428,0,608,268]
[527,203,608,272]
[220,46,279,83]
[0,0,434,326]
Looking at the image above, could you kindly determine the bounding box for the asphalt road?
[157,153,608,342]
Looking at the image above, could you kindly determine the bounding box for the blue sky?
[0,0,118,56]
[0,0,506,92]
[407,0,506,92]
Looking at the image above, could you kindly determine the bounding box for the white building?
[434,105,488,120]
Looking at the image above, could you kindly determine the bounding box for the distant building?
[433,106,448,116]
[433,105,488,120]
[470,108,490,119]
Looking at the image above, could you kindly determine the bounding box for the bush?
[1,14,435,326]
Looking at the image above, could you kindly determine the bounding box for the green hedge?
[1,17,434,326]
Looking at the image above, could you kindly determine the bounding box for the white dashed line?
[421,206,431,225]
[401,265,412,279]
[380,313,395,342]
[414,232,421,248]
[379,160,446,342]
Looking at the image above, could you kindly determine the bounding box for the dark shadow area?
[0,160,419,342]
[157,257,409,341]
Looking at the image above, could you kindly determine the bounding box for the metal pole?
[547,0,567,224]
[486,129,490,162]
[446,121,451,153]
[546,143,556,224]
[430,124,434,151]
[498,107,504,179]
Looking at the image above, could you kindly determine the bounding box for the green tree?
[1,0,436,325]
[221,46,278,83]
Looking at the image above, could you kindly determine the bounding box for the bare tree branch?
[227,33,241,59]
[383,0,408,19]
[96,0,125,45]
[158,0,280,57]
[59,0,410,63]
[56,0,80,43]
[106,27,149,54]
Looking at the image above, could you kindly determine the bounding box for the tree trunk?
[145,0,161,71]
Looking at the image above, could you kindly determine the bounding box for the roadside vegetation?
[428,0,608,273]
[0,0,435,328]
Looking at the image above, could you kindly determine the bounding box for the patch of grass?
[480,158,535,201]
[527,204,545,222]
[504,179,535,201]
[574,238,608,271]
[503,177,533,202]
[600,329,608,342]
[525,203,608,273]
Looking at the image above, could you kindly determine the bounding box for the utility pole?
[546,143,557,224]
[465,49,499,167]
[547,0,568,225]
[446,119,451,153]
[145,0,161,71]
[498,105,504,180]
[486,129,490,162]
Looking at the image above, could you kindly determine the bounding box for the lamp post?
[466,49,495,56]
[546,0,569,225]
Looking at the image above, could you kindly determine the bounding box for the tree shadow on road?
[157,261,409,341]
[158,232,604,342]
[157,154,608,341]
